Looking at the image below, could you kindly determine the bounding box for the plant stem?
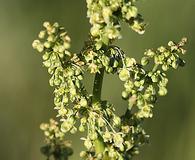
[152,64,159,73]
[92,68,105,102]
[92,68,110,160]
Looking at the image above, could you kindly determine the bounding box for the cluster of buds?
[79,101,149,160]
[82,45,124,74]
[40,119,73,159]
[86,0,145,49]
[119,38,187,119]
[40,119,69,145]
[32,22,91,135]
[143,37,187,71]
[33,0,187,159]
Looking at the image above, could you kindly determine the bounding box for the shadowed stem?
[92,68,105,102]
[92,68,109,160]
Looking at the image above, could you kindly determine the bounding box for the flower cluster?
[82,45,124,74]
[40,119,73,159]
[32,22,90,136]
[79,38,187,160]
[33,0,187,160]
[79,101,149,160]
[119,38,187,119]
[87,0,145,49]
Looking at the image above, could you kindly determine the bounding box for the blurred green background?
[0,0,194,159]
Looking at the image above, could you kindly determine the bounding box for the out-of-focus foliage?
[0,0,194,160]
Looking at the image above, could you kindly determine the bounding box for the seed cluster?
[33,0,187,160]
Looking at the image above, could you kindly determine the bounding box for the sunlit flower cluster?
[118,38,187,119]
[33,1,187,160]
[86,0,145,49]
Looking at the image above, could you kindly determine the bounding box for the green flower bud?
[121,126,130,134]
[64,42,70,49]
[158,46,166,53]
[113,60,119,68]
[160,77,168,86]
[47,35,55,42]
[81,117,87,124]
[137,104,153,118]
[126,6,138,20]
[58,45,65,53]
[54,79,61,85]
[124,80,134,91]
[122,91,129,100]
[78,75,83,80]
[37,44,44,53]
[43,60,51,68]
[103,131,112,142]
[49,78,54,86]
[162,64,169,71]
[43,21,50,28]
[90,24,100,37]
[89,131,98,140]
[70,88,76,96]
[79,125,85,132]
[119,68,130,81]
[158,87,167,96]
[113,134,124,149]
[130,20,145,35]
[84,139,93,150]
[144,49,155,57]
[102,7,112,23]
[168,41,175,47]
[97,117,105,127]
[107,67,113,73]
[134,81,141,87]
[67,68,74,76]
[101,55,110,67]
[42,52,50,61]
[95,40,103,50]
[51,54,57,60]
[80,98,88,107]
[141,57,149,66]
[62,95,68,104]
[164,51,170,57]
[32,40,40,49]
[80,151,87,158]
[97,153,103,159]
[38,30,46,39]
[70,126,77,134]
[61,121,73,133]
[125,57,136,67]
[151,74,159,83]
[172,61,178,69]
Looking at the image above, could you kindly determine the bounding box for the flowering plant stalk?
[32,0,187,160]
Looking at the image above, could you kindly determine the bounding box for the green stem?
[152,64,159,73]
[92,68,105,102]
[92,68,110,160]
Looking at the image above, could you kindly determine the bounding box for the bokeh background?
[0,0,194,159]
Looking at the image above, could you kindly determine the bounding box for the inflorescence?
[32,0,187,160]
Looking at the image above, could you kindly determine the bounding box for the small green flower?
[119,68,130,81]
